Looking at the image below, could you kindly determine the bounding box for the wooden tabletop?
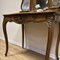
[3,8,60,16]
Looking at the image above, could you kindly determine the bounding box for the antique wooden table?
[2,10,60,60]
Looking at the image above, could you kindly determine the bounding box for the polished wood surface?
[3,10,57,60]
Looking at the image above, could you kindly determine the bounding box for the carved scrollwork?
[4,16,23,24]
[13,16,23,23]
[4,17,13,22]
[46,15,55,28]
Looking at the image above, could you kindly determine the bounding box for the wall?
[0,0,60,59]
[25,23,60,59]
[0,0,22,46]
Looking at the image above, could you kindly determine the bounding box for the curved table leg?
[56,23,60,60]
[3,19,8,56]
[45,21,54,60]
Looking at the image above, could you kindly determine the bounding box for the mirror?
[21,0,53,11]
[21,0,30,11]
[36,0,48,9]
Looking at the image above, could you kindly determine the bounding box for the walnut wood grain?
[2,10,59,60]
[3,18,9,56]
[45,16,54,60]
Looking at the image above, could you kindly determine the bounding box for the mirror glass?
[36,0,48,9]
[21,0,30,11]
[21,0,48,11]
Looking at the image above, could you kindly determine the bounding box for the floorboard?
[0,40,55,60]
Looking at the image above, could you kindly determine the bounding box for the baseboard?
[26,45,57,59]
[0,37,60,59]
[0,36,22,47]
[50,54,60,59]
[0,36,5,41]
[26,45,46,55]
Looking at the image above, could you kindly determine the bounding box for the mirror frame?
[21,0,52,11]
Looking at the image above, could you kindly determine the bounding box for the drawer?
[15,14,47,23]
[21,14,47,23]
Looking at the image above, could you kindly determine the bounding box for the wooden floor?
[0,40,55,60]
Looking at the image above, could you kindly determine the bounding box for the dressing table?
[2,0,60,60]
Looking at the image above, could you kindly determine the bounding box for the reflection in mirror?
[36,0,48,9]
[21,0,30,11]
[21,0,49,12]
[35,0,48,12]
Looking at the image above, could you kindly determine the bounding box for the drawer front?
[4,14,47,23]
[33,15,47,22]
[22,14,47,23]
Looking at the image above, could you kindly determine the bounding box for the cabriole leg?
[3,19,9,56]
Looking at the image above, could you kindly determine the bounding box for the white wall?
[0,0,60,59]
[25,23,60,59]
[0,0,22,46]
